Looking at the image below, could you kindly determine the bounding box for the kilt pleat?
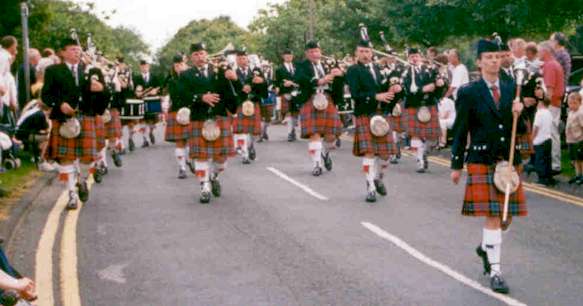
[299,96,342,139]
[189,117,235,160]
[353,115,396,160]
[232,103,262,135]
[95,115,106,151]
[45,115,97,163]
[105,109,122,139]
[165,112,191,142]
[402,106,441,140]
[462,163,527,217]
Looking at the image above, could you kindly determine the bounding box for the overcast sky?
[74,0,286,52]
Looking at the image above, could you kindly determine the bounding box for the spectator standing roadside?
[550,32,571,84]
[566,92,583,184]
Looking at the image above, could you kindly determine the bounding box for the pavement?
[8,124,583,306]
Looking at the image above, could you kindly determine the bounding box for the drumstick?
[502,111,519,225]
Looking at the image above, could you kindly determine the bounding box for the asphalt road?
[10,125,583,306]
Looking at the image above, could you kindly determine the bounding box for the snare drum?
[120,99,145,120]
[144,96,162,114]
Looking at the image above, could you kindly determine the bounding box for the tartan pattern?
[95,115,106,151]
[260,104,274,122]
[280,95,299,116]
[105,109,122,139]
[164,112,191,142]
[232,103,262,135]
[353,115,396,160]
[389,114,403,133]
[462,163,527,217]
[299,95,342,139]
[45,115,97,163]
[189,117,235,160]
[402,106,441,140]
[517,120,534,157]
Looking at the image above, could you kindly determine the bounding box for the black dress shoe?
[263,133,269,141]
[476,246,491,276]
[374,179,387,196]
[312,166,323,177]
[551,169,561,176]
[257,137,264,143]
[150,132,156,145]
[249,146,257,161]
[128,139,135,152]
[323,152,333,171]
[389,156,399,164]
[77,181,89,202]
[366,191,377,203]
[93,170,103,184]
[490,274,509,294]
[242,157,251,165]
[199,191,211,204]
[288,131,296,142]
[112,151,122,167]
[142,138,150,148]
[100,165,108,176]
[66,192,78,210]
[211,178,221,197]
[336,138,341,148]
[178,169,187,179]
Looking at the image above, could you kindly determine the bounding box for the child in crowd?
[566,92,583,184]
[532,96,555,186]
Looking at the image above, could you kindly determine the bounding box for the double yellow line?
[35,178,91,306]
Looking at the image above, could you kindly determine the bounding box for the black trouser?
[534,139,552,180]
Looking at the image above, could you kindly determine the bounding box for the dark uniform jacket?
[294,59,344,106]
[402,64,437,108]
[42,63,110,121]
[451,78,526,170]
[346,62,397,117]
[274,63,297,95]
[235,66,268,105]
[178,64,239,121]
[133,72,162,95]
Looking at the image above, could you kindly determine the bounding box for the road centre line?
[361,221,528,306]
[266,167,329,201]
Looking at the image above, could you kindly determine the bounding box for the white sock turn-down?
[308,141,322,168]
[194,160,211,192]
[175,148,187,170]
[363,157,377,192]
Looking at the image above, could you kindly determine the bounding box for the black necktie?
[71,65,79,86]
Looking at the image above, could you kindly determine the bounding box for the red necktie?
[491,85,500,107]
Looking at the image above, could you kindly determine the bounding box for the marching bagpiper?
[42,38,110,209]
[295,41,344,176]
[133,59,162,148]
[274,49,300,142]
[178,42,238,204]
[346,40,399,202]
[402,47,441,173]
[105,57,129,167]
[232,49,268,164]
[451,39,527,294]
[164,54,190,179]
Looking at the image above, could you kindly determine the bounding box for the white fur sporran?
[102,109,112,123]
[202,119,221,142]
[416,106,431,123]
[59,118,81,139]
[176,107,191,125]
[370,115,390,137]
[242,100,255,116]
[312,92,329,111]
[493,161,520,194]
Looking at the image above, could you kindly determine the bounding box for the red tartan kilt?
[45,116,97,164]
[353,115,396,160]
[105,109,122,139]
[389,114,403,133]
[299,96,342,139]
[462,164,527,217]
[280,95,299,116]
[95,115,106,151]
[189,117,235,160]
[232,103,262,135]
[260,103,274,122]
[403,106,441,140]
[165,112,191,142]
[517,120,534,157]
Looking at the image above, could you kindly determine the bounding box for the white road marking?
[361,222,528,306]
[97,263,128,284]
[266,167,329,201]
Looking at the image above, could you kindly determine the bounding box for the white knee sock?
[286,116,294,134]
[411,138,424,164]
[59,164,77,193]
[100,147,108,168]
[377,158,388,180]
[175,148,186,170]
[194,160,210,192]
[363,157,377,192]
[308,141,322,168]
[483,228,502,276]
[212,161,227,178]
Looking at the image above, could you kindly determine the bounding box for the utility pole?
[307,0,315,41]
[20,1,31,104]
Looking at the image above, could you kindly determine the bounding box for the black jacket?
[294,59,344,106]
[235,66,268,105]
[42,63,110,121]
[178,64,239,121]
[133,72,162,96]
[274,63,297,95]
[346,62,397,117]
[451,78,526,170]
[402,64,437,108]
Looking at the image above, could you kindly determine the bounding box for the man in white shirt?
[0,36,19,113]
[445,49,469,100]
[438,97,456,148]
